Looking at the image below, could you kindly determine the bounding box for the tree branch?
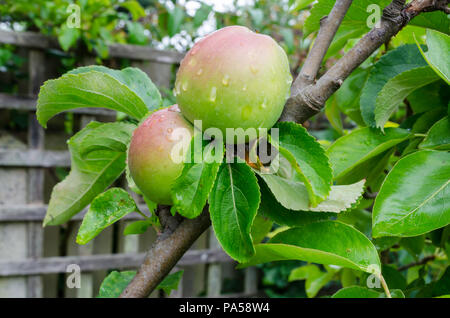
[294,0,353,91]
[397,255,436,271]
[120,207,211,298]
[280,0,449,123]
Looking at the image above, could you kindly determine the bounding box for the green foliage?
[327,127,410,182]
[332,286,404,298]
[372,150,450,237]
[419,117,450,150]
[374,66,440,130]
[273,122,332,206]
[417,30,450,84]
[172,138,223,219]
[37,67,159,127]
[209,163,260,262]
[77,188,139,244]
[360,44,428,127]
[240,221,381,275]
[123,220,152,235]
[289,264,338,298]
[43,122,133,225]
[0,0,147,58]
[69,66,162,110]
[98,270,183,298]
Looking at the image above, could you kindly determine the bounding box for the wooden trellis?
[0,30,260,298]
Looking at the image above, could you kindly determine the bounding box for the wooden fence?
[0,30,260,298]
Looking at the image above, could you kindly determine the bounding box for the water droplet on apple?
[197,68,203,76]
[260,98,267,109]
[188,58,196,67]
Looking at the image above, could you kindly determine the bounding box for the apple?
[175,25,292,142]
[128,105,194,205]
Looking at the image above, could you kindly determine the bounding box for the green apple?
[175,26,292,142]
[128,105,194,205]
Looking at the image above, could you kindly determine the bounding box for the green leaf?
[280,28,295,54]
[289,264,338,298]
[43,123,127,226]
[305,1,448,37]
[157,270,184,296]
[79,122,136,156]
[374,66,440,130]
[408,82,448,114]
[126,21,148,45]
[325,95,344,135]
[381,265,407,291]
[98,270,183,298]
[327,127,410,181]
[373,150,450,237]
[120,1,146,21]
[37,73,144,127]
[324,26,366,60]
[433,267,450,297]
[257,172,309,211]
[255,165,364,213]
[257,170,364,213]
[69,66,162,111]
[416,30,450,84]
[239,221,381,275]
[58,24,80,51]
[309,180,365,213]
[304,0,390,37]
[335,67,370,126]
[258,179,332,227]
[291,0,315,11]
[410,11,450,35]
[194,3,212,27]
[209,163,260,262]
[98,271,136,298]
[419,117,450,150]
[337,209,372,236]
[168,6,185,37]
[250,213,273,244]
[360,44,427,127]
[77,188,138,244]
[172,138,223,219]
[123,220,152,235]
[331,286,381,298]
[273,122,332,206]
[400,235,425,259]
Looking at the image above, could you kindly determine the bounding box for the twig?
[280,0,450,123]
[397,255,436,271]
[379,274,392,298]
[293,0,353,92]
